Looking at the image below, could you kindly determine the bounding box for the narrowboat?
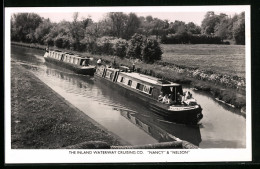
[95,66,203,125]
[43,50,96,76]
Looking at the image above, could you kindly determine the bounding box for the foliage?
[161,34,222,44]
[232,12,245,45]
[11,11,245,58]
[201,11,220,35]
[126,33,144,59]
[34,19,53,44]
[142,39,163,63]
[112,38,128,58]
[11,13,43,42]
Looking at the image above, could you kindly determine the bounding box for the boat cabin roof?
[50,50,90,60]
[120,72,180,87]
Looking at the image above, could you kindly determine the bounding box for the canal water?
[10,45,246,148]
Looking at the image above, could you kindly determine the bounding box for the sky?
[28,6,246,26]
[37,11,243,26]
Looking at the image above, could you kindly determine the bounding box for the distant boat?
[95,65,203,125]
[44,50,96,76]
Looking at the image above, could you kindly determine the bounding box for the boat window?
[128,80,132,86]
[105,71,112,78]
[143,86,149,93]
[75,58,78,65]
[136,83,144,91]
[110,72,113,79]
[149,88,153,94]
[120,77,124,83]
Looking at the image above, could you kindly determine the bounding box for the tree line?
[11,11,245,63]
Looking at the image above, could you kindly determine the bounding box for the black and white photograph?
[4,5,251,163]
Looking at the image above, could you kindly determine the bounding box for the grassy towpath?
[11,62,125,149]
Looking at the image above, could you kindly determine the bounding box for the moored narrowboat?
[43,50,96,76]
[95,65,203,125]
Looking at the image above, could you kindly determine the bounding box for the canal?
[11,45,246,148]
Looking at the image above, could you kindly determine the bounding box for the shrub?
[54,37,63,48]
[96,36,115,55]
[126,33,144,59]
[112,38,128,58]
[161,34,223,44]
[44,37,54,46]
[142,39,163,63]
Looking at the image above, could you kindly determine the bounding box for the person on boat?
[112,56,117,68]
[132,63,135,72]
[167,94,174,104]
[177,92,184,104]
[162,94,169,104]
[97,58,102,65]
[184,91,192,100]
[82,60,87,66]
[45,45,49,52]
[158,92,164,102]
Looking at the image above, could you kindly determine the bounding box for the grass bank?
[11,62,125,149]
[161,44,245,77]
[11,42,246,113]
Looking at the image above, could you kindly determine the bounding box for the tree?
[186,22,201,34]
[142,39,163,63]
[34,19,53,44]
[214,13,233,40]
[201,11,220,35]
[145,15,153,23]
[138,16,168,38]
[69,12,85,50]
[81,17,93,28]
[126,33,144,59]
[123,13,140,39]
[151,18,168,39]
[44,21,70,46]
[233,12,245,45]
[113,38,128,58]
[11,13,43,42]
[108,12,128,38]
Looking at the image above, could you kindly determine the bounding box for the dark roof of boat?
[54,50,62,52]
[64,52,74,55]
[50,50,91,59]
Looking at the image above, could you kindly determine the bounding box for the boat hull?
[44,57,95,76]
[95,74,203,125]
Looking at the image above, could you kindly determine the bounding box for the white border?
[5,6,251,163]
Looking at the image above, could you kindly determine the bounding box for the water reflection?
[119,110,201,146]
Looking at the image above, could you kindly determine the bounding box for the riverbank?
[11,62,126,148]
[11,41,246,114]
